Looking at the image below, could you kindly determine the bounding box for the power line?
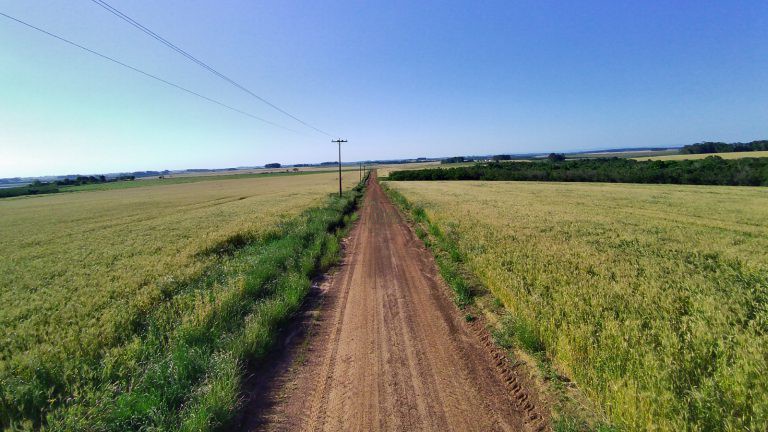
[0,11,300,133]
[89,0,334,137]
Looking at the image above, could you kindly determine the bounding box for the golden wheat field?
[374,161,440,177]
[387,180,768,431]
[0,172,358,425]
[633,150,768,161]
[1,172,355,359]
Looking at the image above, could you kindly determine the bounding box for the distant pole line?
[0,11,301,132]
[332,139,348,197]
[89,0,334,137]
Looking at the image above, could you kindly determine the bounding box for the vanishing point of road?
[239,173,543,432]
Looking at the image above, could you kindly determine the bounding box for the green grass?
[388,180,768,431]
[553,416,619,432]
[382,184,472,307]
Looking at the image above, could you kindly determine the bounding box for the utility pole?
[332,138,347,197]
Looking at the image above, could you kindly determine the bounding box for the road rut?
[240,173,534,431]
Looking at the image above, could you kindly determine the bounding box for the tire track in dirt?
[238,172,543,431]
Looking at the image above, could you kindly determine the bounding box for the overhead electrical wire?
[0,11,300,133]
[89,0,334,137]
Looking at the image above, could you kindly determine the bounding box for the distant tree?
[547,153,566,162]
[1,182,59,198]
[265,163,281,168]
[492,154,512,161]
[442,156,466,164]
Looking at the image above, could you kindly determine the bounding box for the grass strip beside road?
[381,183,473,307]
[382,181,614,431]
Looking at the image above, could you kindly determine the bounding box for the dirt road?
[239,173,542,431]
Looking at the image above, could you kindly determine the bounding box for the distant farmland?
[0,171,361,429]
[633,150,768,161]
[386,180,768,431]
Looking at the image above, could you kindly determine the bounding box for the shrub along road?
[238,172,543,431]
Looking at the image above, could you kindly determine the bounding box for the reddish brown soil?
[238,173,546,431]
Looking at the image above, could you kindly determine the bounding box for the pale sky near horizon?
[1,0,767,177]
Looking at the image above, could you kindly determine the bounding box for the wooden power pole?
[332,138,347,197]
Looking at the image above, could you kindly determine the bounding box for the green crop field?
[386,180,768,431]
[0,171,362,429]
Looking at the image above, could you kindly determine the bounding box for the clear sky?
[1,0,767,177]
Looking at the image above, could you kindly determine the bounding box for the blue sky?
[1,0,767,177]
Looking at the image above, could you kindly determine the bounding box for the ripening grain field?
[375,161,440,177]
[388,180,768,431]
[0,172,360,429]
[634,150,768,161]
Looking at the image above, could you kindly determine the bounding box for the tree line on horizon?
[681,140,768,154]
[389,156,768,186]
[0,175,136,198]
[438,139,768,164]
